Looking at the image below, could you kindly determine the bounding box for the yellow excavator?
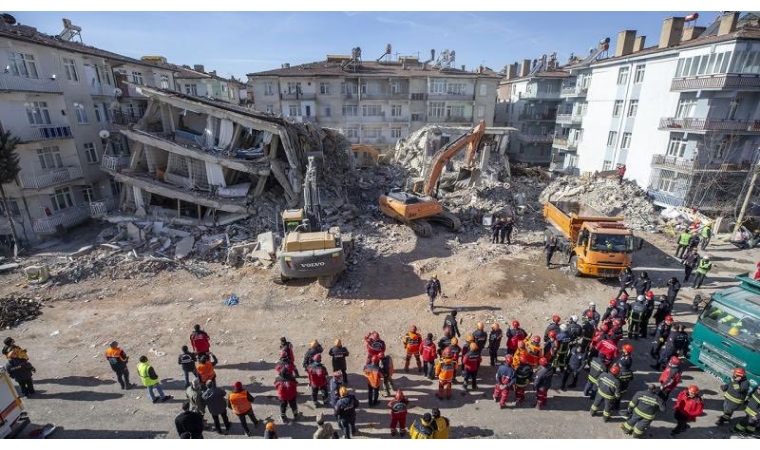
[378,120,486,237]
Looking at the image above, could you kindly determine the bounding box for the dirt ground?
[2,219,759,440]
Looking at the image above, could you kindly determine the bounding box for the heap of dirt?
[0,294,44,328]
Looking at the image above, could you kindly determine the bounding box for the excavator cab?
[282,209,307,233]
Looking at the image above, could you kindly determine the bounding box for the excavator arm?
[420,120,486,196]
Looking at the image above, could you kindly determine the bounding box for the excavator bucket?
[455,167,481,187]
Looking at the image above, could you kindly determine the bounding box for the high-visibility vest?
[229,390,252,415]
[409,419,433,439]
[404,332,422,354]
[197,362,216,383]
[432,417,449,439]
[137,361,158,387]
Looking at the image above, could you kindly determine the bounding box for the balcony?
[552,137,578,149]
[8,125,73,143]
[89,197,120,218]
[0,73,62,94]
[116,80,147,98]
[519,113,557,121]
[111,111,141,127]
[516,133,554,144]
[443,116,474,123]
[18,166,84,190]
[647,190,685,208]
[429,93,475,101]
[280,92,316,100]
[101,155,131,171]
[650,154,751,174]
[90,83,114,97]
[32,205,91,234]
[659,117,760,134]
[560,85,588,97]
[555,113,583,125]
[519,90,561,100]
[671,74,760,92]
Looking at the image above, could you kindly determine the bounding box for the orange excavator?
[378,120,486,237]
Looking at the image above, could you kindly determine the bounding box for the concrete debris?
[174,236,195,259]
[0,294,44,328]
[0,263,20,273]
[24,265,50,284]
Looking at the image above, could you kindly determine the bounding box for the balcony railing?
[519,90,561,100]
[647,190,685,208]
[90,83,114,96]
[280,92,316,100]
[32,205,91,234]
[671,73,760,91]
[560,85,588,97]
[111,111,141,127]
[8,125,73,143]
[519,113,557,121]
[555,114,583,125]
[650,154,751,174]
[101,155,131,171]
[552,137,578,149]
[89,197,120,218]
[659,117,760,133]
[516,133,554,144]
[429,93,475,101]
[443,116,474,123]
[18,165,84,190]
[0,73,62,94]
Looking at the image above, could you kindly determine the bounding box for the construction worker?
[502,217,515,245]
[693,254,713,288]
[202,380,231,435]
[421,333,438,380]
[672,385,704,436]
[545,230,558,269]
[364,331,386,364]
[494,355,516,408]
[227,380,260,436]
[409,412,433,439]
[675,229,691,258]
[264,420,278,439]
[584,354,608,399]
[334,386,360,439]
[657,356,682,401]
[280,336,299,377]
[533,357,554,410]
[431,407,450,438]
[196,354,217,389]
[733,384,760,434]
[683,248,700,283]
[442,310,460,338]
[136,355,172,403]
[634,271,652,296]
[328,339,350,385]
[653,294,673,332]
[175,401,204,439]
[105,341,134,390]
[5,349,35,397]
[591,363,621,422]
[700,223,712,250]
[274,367,301,422]
[306,354,329,406]
[328,371,344,408]
[363,355,383,407]
[462,342,482,391]
[435,348,456,399]
[622,384,665,438]
[506,320,527,354]
[627,295,647,339]
[302,339,324,372]
[487,323,503,366]
[490,217,502,243]
[544,315,561,342]
[402,325,423,373]
[524,335,543,369]
[189,324,211,357]
[472,322,488,354]
[561,345,586,390]
[513,355,534,407]
[617,266,634,300]
[177,345,198,389]
[313,413,338,439]
[2,337,28,360]
[387,390,409,437]
[426,274,442,312]
[716,366,751,426]
[378,352,395,397]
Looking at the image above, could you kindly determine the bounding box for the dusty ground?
[2,218,759,439]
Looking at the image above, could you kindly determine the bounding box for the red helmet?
[665,315,674,324]
[586,311,595,319]
[609,299,618,307]
[313,353,322,363]
[517,341,526,349]
[531,335,541,344]
[539,357,548,366]
[733,367,746,378]
[622,344,633,354]
[371,331,379,340]
[609,365,621,376]
[687,385,699,396]
[519,355,528,365]
[395,390,405,400]
[233,381,243,391]
[372,355,380,364]
[620,294,629,301]
[670,356,680,365]
[512,320,521,329]
[645,291,654,300]
[613,318,623,327]
[600,324,610,332]
[505,355,514,365]
[552,315,561,324]
[410,325,417,333]
[548,331,557,339]
[442,348,452,358]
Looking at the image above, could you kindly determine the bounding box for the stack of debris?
[0,294,44,328]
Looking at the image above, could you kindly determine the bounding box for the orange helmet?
[469,343,478,352]
[517,341,526,349]
[609,299,617,307]
[492,323,500,330]
[512,320,521,329]
[265,421,276,432]
[645,291,654,300]
[410,325,417,333]
[687,385,699,396]
[465,334,474,343]
[548,331,557,339]
[670,356,680,365]
[733,367,746,378]
[552,315,561,324]
[531,335,541,344]
[539,357,548,366]
[395,390,405,400]
[609,365,621,376]
[505,355,513,365]
[622,344,633,354]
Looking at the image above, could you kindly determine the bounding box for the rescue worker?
[334,386,360,439]
[602,299,618,322]
[409,412,433,439]
[328,371,344,408]
[2,337,28,360]
[487,323,503,366]
[513,355,534,407]
[658,356,682,402]
[202,380,231,435]
[426,274,442,312]
[610,317,626,344]
[303,339,324,372]
[580,313,596,355]
[617,266,634,300]
[264,420,278,439]
[524,335,543,369]
[387,390,409,437]
[227,380,260,436]
[313,413,337,439]
[544,315,561,342]
[634,271,652,297]
[506,320,527,354]
[136,355,172,403]
[435,348,457,400]
[177,345,198,388]
[675,229,691,258]
[307,354,329,406]
[402,325,423,373]
[502,217,515,245]
[589,324,609,361]
[622,384,665,438]
[378,352,395,397]
[683,249,700,283]
[533,357,554,410]
[442,310,460,338]
[693,254,713,289]
[640,291,656,338]
[617,164,626,184]
[716,366,751,426]
[280,336,299,377]
[543,331,556,364]
[275,349,297,377]
[274,367,301,422]
[583,302,600,326]
[545,230,558,269]
[672,384,704,436]
[616,296,630,323]
[627,295,647,339]
[561,345,586,390]
[446,337,462,382]
[567,315,583,342]
[512,340,527,368]
[105,341,134,390]
[472,322,488,354]
[666,276,681,304]
[421,333,438,380]
[189,324,211,357]
[552,324,572,372]
[596,333,619,362]
[430,407,450,439]
[614,353,634,410]
[175,401,204,439]
[733,384,760,434]
[363,355,383,407]
[491,217,502,243]
[5,349,35,397]
[653,294,674,332]
[670,324,690,357]
[584,354,608,399]
[494,355,516,408]
[437,334,452,358]
[700,223,712,250]
[364,331,386,364]
[196,354,217,389]
[328,339,350,385]
[591,363,621,422]
[462,342,482,391]
[650,315,674,360]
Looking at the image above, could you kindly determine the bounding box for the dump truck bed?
[544,201,624,242]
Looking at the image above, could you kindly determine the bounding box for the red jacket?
[388,398,409,418]
[659,365,682,391]
[462,351,482,372]
[596,339,619,361]
[674,389,704,422]
[306,362,328,388]
[275,376,298,401]
[190,331,210,354]
[421,340,437,362]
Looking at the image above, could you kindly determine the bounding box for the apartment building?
[169,62,244,105]
[495,55,566,165]
[246,49,501,150]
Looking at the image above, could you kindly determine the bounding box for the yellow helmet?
[729,327,740,336]
[451,337,459,345]
[265,421,276,432]
[469,342,478,352]
[431,273,438,279]
[310,339,320,348]
[465,334,474,343]
[334,338,342,347]
[477,322,485,331]
[339,386,348,397]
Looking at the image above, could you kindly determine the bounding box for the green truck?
[689,273,760,388]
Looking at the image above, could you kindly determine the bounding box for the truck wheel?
[318,275,337,288]
[569,255,582,277]
[271,267,288,285]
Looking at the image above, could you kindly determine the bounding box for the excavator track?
[428,210,462,232]
[409,219,433,238]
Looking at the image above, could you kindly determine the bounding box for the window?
[264,81,274,96]
[323,106,331,117]
[477,105,485,118]
[342,104,358,117]
[602,160,613,171]
[319,82,330,95]
[480,83,487,96]
[361,82,380,94]
[634,64,645,83]
[612,100,623,117]
[286,82,301,95]
[446,104,465,118]
[390,81,402,94]
[37,146,63,169]
[411,113,424,121]
[50,187,74,211]
[621,133,632,149]
[184,84,197,96]
[7,51,38,78]
[714,139,730,159]
[607,131,618,147]
[545,83,556,94]
[627,100,638,117]
[288,104,301,116]
[675,98,697,118]
[265,104,274,113]
[84,142,98,163]
[363,128,381,139]
[430,79,447,94]
[103,68,112,86]
[62,57,79,82]
[410,93,425,101]
[131,71,143,85]
[101,102,111,122]
[617,67,629,85]
[74,103,88,124]
[0,199,20,217]
[93,104,103,123]
[657,170,682,193]
[110,178,121,196]
[448,83,466,95]
[362,104,382,117]
[428,101,445,118]
[391,105,402,117]
[82,186,94,203]
[26,101,51,125]
[345,128,359,139]
[667,138,687,157]
[341,83,358,95]
[160,75,170,89]
[390,128,402,138]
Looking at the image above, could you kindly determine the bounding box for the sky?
[6,10,729,81]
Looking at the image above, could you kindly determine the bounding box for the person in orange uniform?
[197,354,217,389]
[363,355,383,407]
[512,340,527,369]
[524,335,543,369]
[105,341,134,390]
[227,381,260,436]
[435,348,457,400]
[402,325,423,373]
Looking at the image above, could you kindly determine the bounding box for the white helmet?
[570,315,578,323]
[559,324,568,332]
[637,295,645,301]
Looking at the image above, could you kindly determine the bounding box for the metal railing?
[560,85,588,97]
[89,197,120,218]
[0,73,62,93]
[516,133,554,144]
[519,90,561,100]
[519,113,557,121]
[111,111,141,127]
[18,165,83,189]
[555,113,583,124]
[671,73,760,91]
[32,205,91,234]
[101,155,131,171]
[552,138,578,149]
[8,125,73,143]
[650,154,751,173]
[659,117,760,133]
[443,116,473,123]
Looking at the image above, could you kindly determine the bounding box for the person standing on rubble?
[426,274,442,312]
[617,164,626,184]
[502,217,515,244]
[545,231,558,269]
[491,217,503,244]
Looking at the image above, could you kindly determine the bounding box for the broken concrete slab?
[0,263,20,273]
[227,241,258,266]
[70,245,95,258]
[99,243,122,251]
[174,236,195,260]
[152,221,164,234]
[126,222,144,242]
[257,231,275,255]
[161,227,191,238]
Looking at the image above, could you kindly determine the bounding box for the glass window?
[689,56,700,76]
[391,105,402,117]
[617,67,629,85]
[477,105,485,118]
[93,104,103,123]
[264,81,274,96]
[342,104,358,117]
[480,83,487,96]
[363,128,381,139]
[667,138,687,157]
[589,233,634,253]
[131,71,143,85]
[7,51,38,78]
[682,58,692,77]
[390,82,402,94]
[634,64,645,83]
[160,75,170,89]
[448,83,466,95]
[184,84,197,96]
[288,104,301,116]
[676,99,696,118]
[362,104,382,116]
[607,131,617,147]
[84,142,98,163]
[345,128,358,139]
[698,55,709,75]
[428,101,445,117]
[319,82,330,95]
[62,57,79,82]
[37,146,63,169]
[26,101,51,125]
[265,104,274,113]
[50,187,74,211]
[706,54,717,74]
[323,106,330,117]
[74,103,88,124]
[627,100,638,117]
[613,100,623,117]
[390,128,402,138]
[699,302,760,350]
[621,132,632,149]
[675,59,685,78]
[430,79,447,94]
[715,54,724,74]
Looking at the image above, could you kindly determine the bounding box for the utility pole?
[734,151,760,235]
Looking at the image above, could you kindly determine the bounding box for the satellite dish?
[113,88,123,97]
[99,130,110,140]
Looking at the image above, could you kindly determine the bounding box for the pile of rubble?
[1,294,44,328]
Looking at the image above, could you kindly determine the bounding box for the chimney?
[282,63,290,69]
[506,63,517,79]
[633,35,647,52]
[718,12,739,36]
[614,30,637,57]
[682,26,706,42]
[519,59,531,77]
[462,65,466,71]
[659,17,685,49]
[193,64,205,72]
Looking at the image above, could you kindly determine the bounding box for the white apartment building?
[246,50,500,150]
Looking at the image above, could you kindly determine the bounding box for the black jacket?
[328,345,349,371]
[202,386,228,415]
[5,358,34,382]
[175,411,204,438]
[178,351,197,373]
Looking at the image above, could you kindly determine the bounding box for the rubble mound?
[1,294,44,328]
